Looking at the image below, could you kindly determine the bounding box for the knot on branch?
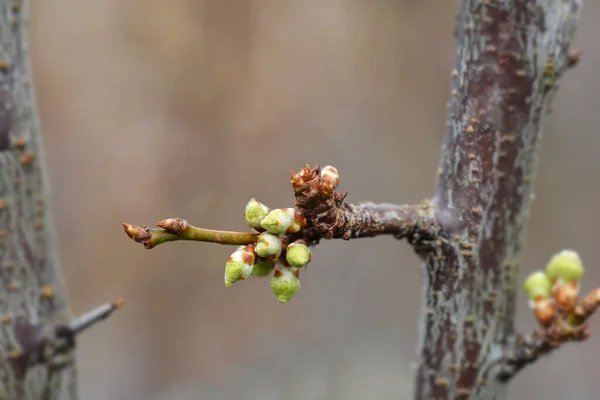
[290,164,346,240]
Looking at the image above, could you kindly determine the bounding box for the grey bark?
[0,1,76,399]
[413,1,581,399]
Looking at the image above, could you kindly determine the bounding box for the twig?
[499,287,600,381]
[122,220,259,249]
[69,298,125,335]
[123,165,439,251]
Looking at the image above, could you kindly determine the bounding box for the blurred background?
[28,1,600,399]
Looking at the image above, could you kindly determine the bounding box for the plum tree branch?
[123,166,439,251]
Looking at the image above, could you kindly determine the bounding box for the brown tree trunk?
[413,1,581,399]
[0,1,76,399]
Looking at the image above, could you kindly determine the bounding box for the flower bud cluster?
[523,249,585,325]
[224,198,314,303]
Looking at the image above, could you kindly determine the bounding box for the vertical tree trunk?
[0,1,76,399]
[413,1,581,399]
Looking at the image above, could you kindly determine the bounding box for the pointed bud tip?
[122,223,151,243]
[122,223,136,238]
[156,218,188,234]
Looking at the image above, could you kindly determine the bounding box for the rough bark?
[0,1,76,399]
[413,1,581,399]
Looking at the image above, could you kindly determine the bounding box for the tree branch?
[123,165,438,251]
[123,165,439,303]
[413,1,582,399]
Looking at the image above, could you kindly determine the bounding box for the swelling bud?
[545,250,584,312]
[545,249,584,283]
[270,267,300,304]
[255,232,283,259]
[224,245,256,287]
[261,208,304,234]
[285,241,311,268]
[244,198,270,230]
[523,271,552,300]
[523,271,554,326]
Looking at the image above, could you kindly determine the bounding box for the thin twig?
[122,220,259,249]
[69,298,125,335]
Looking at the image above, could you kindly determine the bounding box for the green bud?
[255,232,283,259]
[523,271,552,300]
[270,268,300,303]
[286,241,312,268]
[545,249,584,283]
[244,198,270,229]
[224,245,256,287]
[260,208,295,234]
[251,258,276,277]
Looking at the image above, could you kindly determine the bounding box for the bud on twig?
[545,250,584,311]
[224,245,256,287]
[244,198,270,230]
[285,241,312,268]
[545,250,584,283]
[320,165,340,191]
[270,267,300,303]
[260,208,304,234]
[255,232,283,259]
[523,271,554,326]
[260,208,294,234]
